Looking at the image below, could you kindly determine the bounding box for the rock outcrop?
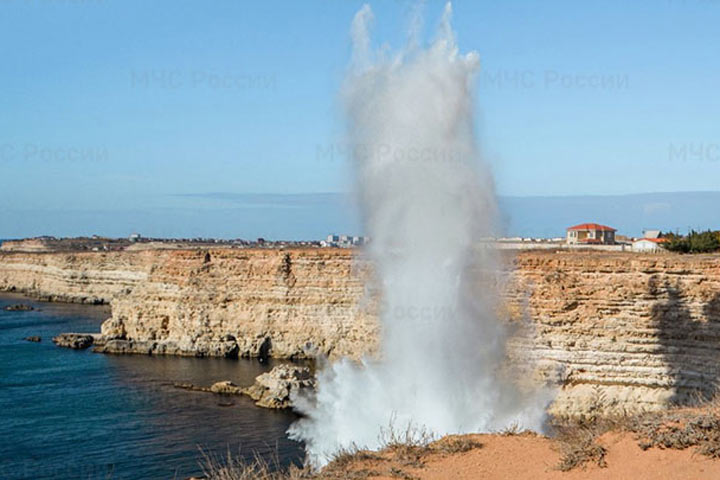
[3,247,720,414]
[52,333,95,350]
[93,336,240,358]
[4,303,34,311]
[173,380,243,395]
[210,380,244,395]
[241,364,315,409]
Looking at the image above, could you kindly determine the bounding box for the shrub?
[665,230,720,253]
[688,230,720,253]
[555,424,608,471]
[429,436,483,454]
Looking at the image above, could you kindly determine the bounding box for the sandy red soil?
[345,432,720,480]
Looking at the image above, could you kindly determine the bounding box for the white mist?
[289,3,549,466]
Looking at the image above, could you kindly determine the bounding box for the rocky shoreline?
[46,329,315,411]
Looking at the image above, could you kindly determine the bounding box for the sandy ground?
[341,432,720,480]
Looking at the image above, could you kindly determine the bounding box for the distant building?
[566,223,617,245]
[632,238,667,253]
[128,233,142,243]
[632,230,666,252]
[325,234,369,248]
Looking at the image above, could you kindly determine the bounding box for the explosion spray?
[289,3,549,466]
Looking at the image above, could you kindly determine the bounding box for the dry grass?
[551,406,720,472]
[549,388,720,471]
[377,421,434,469]
[553,423,608,472]
[199,448,307,480]
[319,446,384,480]
[429,436,483,455]
[317,467,380,480]
[629,411,720,457]
[550,386,612,471]
[499,422,522,436]
[320,424,482,478]
[326,448,382,468]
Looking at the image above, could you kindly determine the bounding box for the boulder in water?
[52,333,94,350]
[24,336,42,343]
[4,304,34,311]
[210,380,243,395]
[173,380,243,395]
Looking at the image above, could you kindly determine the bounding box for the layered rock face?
[0,239,54,253]
[98,249,379,359]
[2,247,720,414]
[0,250,149,304]
[504,252,720,415]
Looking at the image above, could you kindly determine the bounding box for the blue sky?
[1,0,719,238]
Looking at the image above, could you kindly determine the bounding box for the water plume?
[289,3,549,466]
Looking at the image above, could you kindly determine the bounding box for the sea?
[0,293,304,480]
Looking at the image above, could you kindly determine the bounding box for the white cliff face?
[0,250,149,304]
[101,248,379,359]
[2,248,720,415]
[504,251,720,415]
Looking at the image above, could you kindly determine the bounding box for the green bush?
[665,230,720,254]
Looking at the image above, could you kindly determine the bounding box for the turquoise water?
[0,293,304,479]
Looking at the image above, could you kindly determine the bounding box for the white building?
[632,238,666,253]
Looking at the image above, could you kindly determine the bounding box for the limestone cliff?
[99,248,379,359]
[504,252,720,415]
[2,247,720,414]
[0,250,148,304]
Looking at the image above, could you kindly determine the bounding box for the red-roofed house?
[566,223,617,245]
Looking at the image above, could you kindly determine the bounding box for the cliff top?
[0,236,326,254]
